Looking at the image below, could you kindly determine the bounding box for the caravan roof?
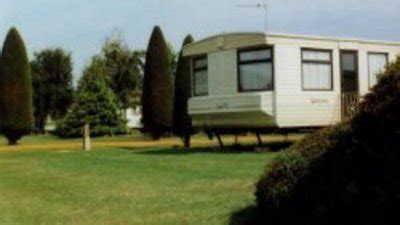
[183,32,400,56]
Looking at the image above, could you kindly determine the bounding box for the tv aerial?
[235,1,269,34]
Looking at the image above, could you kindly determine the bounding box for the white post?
[83,123,91,151]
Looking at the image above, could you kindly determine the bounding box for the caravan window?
[302,49,333,91]
[238,47,273,92]
[368,53,388,88]
[193,56,208,96]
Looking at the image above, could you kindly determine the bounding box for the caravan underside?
[191,111,276,129]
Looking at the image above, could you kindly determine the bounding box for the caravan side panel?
[271,38,400,128]
[357,43,400,96]
[273,43,342,128]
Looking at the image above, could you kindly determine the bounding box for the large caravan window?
[368,53,388,88]
[238,47,273,92]
[193,56,208,96]
[302,49,333,91]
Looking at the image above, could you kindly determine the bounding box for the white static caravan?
[183,33,400,133]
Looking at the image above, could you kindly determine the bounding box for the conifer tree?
[173,35,194,147]
[0,28,33,145]
[54,58,127,138]
[141,26,174,139]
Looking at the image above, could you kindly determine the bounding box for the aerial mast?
[235,1,269,36]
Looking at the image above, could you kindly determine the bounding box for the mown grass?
[0,135,287,225]
[0,133,303,152]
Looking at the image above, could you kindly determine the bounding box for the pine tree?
[141,26,174,139]
[173,35,194,147]
[54,58,127,138]
[0,28,33,145]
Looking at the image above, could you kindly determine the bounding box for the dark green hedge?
[255,57,400,225]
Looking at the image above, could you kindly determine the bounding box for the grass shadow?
[229,205,268,225]
[127,141,294,155]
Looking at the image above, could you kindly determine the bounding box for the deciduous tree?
[100,34,144,109]
[31,48,73,133]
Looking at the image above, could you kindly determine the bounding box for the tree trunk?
[8,138,18,146]
[83,124,91,151]
[35,115,47,134]
[183,134,191,148]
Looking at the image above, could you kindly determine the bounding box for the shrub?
[0,27,33,145]
[255,57,400,225]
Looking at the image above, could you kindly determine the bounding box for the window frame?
[301,48,334,91]
[367,52,389,89]
[192,55,208,97]
[237,46,274,93]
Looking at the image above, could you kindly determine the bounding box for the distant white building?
[44,108,142,132]
[183,32,400,131]
[45,116,56,132]
[125,107,142,129]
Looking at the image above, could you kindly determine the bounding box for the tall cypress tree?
[141,26,174,139]
[173,35,194,147]
[0,28,33,145]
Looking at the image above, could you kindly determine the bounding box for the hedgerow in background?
[54,58,127,138]
[173,35,194,147]
[31,48,74,133]
[0,28,33,145]
[141,26,174,139]
[255,57,400,225]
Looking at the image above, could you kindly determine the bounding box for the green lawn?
[0,141,278,225]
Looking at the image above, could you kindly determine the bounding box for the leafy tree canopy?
[31,48,73,132]
[97,32,144,109]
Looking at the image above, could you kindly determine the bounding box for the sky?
[1,0,400,84]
